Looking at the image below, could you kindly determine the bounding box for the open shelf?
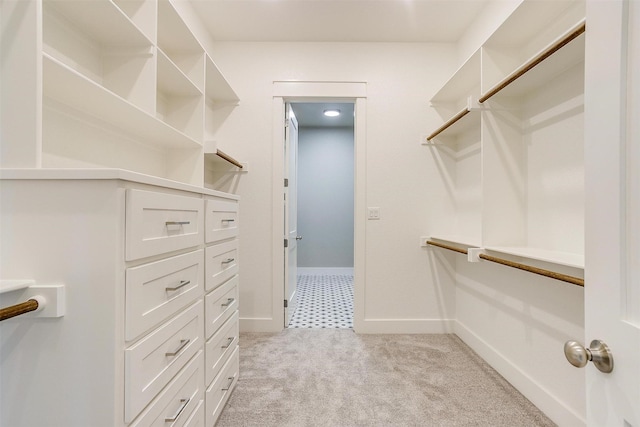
[43,53,201,149]
[206,56,240,103]
[204,150,244,169]
[44,0,152,47]
[431,50,481,106]
[483,246,584,270]
[157,0,205,91]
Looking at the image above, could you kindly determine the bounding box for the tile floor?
[287,274,353,329]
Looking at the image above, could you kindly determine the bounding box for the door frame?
[272,81,367,332]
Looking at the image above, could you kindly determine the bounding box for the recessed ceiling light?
[323,109,341,117]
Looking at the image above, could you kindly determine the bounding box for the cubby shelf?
[5,0,242,190]
[43,53,201,149]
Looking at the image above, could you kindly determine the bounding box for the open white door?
[580,1,640,425]
[284,104,299,326]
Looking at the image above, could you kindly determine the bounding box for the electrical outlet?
[367,207,380,220]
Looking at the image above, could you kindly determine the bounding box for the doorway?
[285,102,355,329]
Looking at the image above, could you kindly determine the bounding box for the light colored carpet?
[216,330,556,427]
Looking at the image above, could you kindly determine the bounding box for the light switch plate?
[367,207,380,220]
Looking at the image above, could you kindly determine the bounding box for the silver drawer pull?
[222,376,235,391]
[221,219,235,223]
[165,339,190,357]
[165,221,190,226]
[166,280,190,292]
[221,336,235,349]
[221,298,235,308]
[221,258,235,265]
[165,398,190,422]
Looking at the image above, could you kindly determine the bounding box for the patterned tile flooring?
[288,274,354,329]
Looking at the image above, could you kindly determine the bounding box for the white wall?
[209,41,458,331]
[297,126,354,268]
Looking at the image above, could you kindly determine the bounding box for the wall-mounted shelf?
[479,20,586,103]
[205,150,244,169]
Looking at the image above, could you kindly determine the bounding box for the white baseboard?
[454,321,585,427]
[355,318,454,334]
[240,317,283,333]
[297,267,354,275]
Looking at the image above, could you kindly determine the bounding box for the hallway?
[288,274,354,329]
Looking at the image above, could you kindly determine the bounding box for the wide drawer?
[125,301,204,422]
[205,275,239,339]
[206,311,239,386]
[205,346,239,427]
[130,351,205,427]
[126,250,204,341]
[205,240,239,292]
[126,189,204,261]
[205,199,239,243]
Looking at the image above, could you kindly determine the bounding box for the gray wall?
[297,127,354,267]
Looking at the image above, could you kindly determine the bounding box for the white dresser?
[0,169,239,427]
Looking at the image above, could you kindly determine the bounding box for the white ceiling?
[191,0,489,43]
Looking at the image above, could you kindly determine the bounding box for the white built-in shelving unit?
[424,0,586,283]
[3,0,242,189]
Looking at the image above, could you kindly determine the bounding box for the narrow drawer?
[205,240,239,292]
[125,250,204,341]
[126,189,204,261]
[205,199,239,243]
[130,351,205,427]
[125,301,204,422]
[182,399,205,427]
[206,311,239,386]
[205,346,239,427]
[205,275,239,339]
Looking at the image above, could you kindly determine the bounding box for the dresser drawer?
[130,351,205,427]
[205,199,239,243]
[182,399,205,427]
[205,346,239,427]
[125,301,204,422]
[205,275,239,339]
[126,189,204,261]
[126,250,204,341]
[205,311,239,386]
[205,240,239,292]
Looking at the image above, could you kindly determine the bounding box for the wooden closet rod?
[0,299,39,322]
[426,240,469,255]
[478,20,586,103]
[216,150,243,169]
[478,253,584,287]
[426,107,470,141]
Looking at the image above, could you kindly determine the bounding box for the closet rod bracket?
[0,284,65,320]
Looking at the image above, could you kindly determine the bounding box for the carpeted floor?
[216,330,556,427]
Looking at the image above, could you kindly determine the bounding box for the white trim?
[454,321,586,427]
[273,81,367,98]
[297,267,354,276]
[356,319,455,334]
[271,81,367,334]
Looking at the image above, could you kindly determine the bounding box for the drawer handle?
[221,336,236,349]
[165,221,190,226]
[222,376,235,391]
[221,219,235,223]
[221,258,235,265]
[221,298,235,308]
[165,280,190,292]
[165,398,190,422]
[165,339,190,357]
